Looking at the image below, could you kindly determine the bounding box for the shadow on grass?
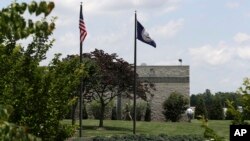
[82,125,133,132]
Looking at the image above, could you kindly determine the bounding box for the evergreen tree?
[195,98,208,119]
[209,96,224,120]
[162,92,189,122]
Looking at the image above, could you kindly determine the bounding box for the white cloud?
[52,32,79,55]
[85,0,181,15]
[237,46,250,59]
[151,19,184,39]
[233,32,250,43]
[55,0,79,10]
[189,42,233,66]
[189,32,250,67]
[162,6,178,13]
[225,2,240,9]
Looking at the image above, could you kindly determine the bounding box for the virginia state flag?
[137,21,156,48]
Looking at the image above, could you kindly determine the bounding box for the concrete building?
[137,65,190,121]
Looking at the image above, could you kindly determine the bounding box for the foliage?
[199,116,224,141]
[83,49,155,127]
[65,102,88,120]
[0,1,86,140]
[82,103,89,119]
[191,90,241,120]
[87,100,113,119]
[225,78,250,125]
[111,106,117,120]
[0,105,40,141]
[54,124,77,141]
[162,92,189,122]
[225,108,235,120]
[130,101,147,121]
[209,96,224,120]
[92,134,205,141]
[226,100,247,125]
[195,98,208,119]
[144,102,151,121]
[203,89,214,119]
[238,78,250,120]
[214,92,241,107]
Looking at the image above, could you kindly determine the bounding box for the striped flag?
[79,4,87,43]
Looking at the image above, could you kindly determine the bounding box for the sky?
[1,0,250,94]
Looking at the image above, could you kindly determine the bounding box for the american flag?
[79,4,87,43]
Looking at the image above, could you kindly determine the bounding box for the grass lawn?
[63,119,231,141]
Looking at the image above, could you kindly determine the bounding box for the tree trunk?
[99,103,105,127]
[71,101,78,125]
[117,93,122,120]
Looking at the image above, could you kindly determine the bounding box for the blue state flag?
[137,21,156,48]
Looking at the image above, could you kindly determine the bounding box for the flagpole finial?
[80,1,83,5]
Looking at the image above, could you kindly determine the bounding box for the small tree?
[239,78,250,120]
[162,92,189,122]
[226,100,247,125]
[225,78,250,124]
[84,49,154,127]
[199,115,224,141]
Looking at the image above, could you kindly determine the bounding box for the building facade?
[137,65,190,121]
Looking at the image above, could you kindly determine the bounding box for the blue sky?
[1,0,250,94]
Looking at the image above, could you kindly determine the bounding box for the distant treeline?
[190,89,242,120]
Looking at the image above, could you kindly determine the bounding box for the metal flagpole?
[79,0,87,137]
[79,40,83,136]
[133,10,137,134]
[79,2,83,137]
[79,44,83,137]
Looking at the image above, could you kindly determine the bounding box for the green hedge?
[92,134,205,141]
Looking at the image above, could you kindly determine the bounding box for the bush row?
[92,134,205,141]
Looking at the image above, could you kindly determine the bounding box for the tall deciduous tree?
[83,49,154,127]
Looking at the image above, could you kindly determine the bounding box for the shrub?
[111,106,117,120]
[65,103,88,120]
[144,103,151,121]
[55,124,77,141]
[129,101,147,121]
[87,100,113,119]
[162,92,189,122]
[135,102,147,121]
[0,105,40,141]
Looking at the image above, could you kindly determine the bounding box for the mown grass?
[62,119,231,141]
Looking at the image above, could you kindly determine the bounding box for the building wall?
[137,65,190,121]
